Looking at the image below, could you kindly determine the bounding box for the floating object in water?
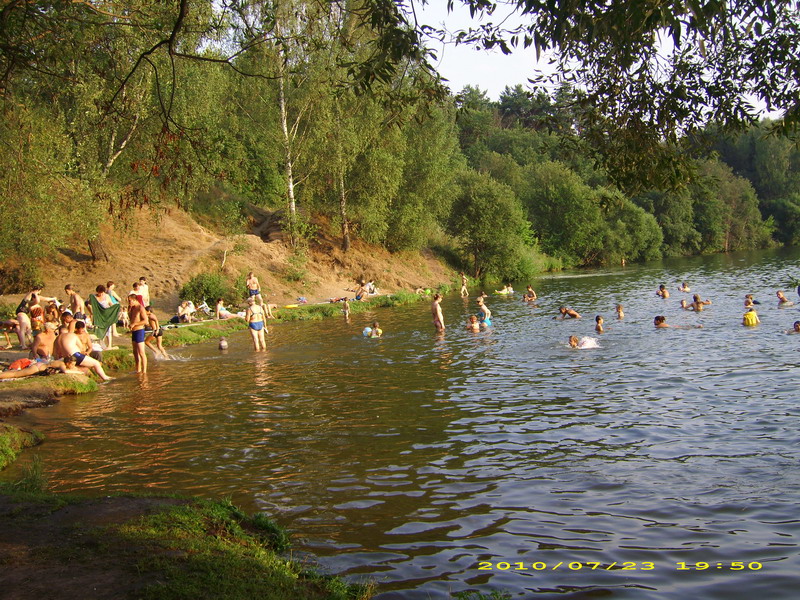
[218,337,228,350]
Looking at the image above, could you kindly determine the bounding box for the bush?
[179,272,239,306]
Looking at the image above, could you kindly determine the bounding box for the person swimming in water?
[615,304,624,319]
[680,299,695,311]
[786,321,800,334]
[689,294,712,311]
[569,336,600,349]
[742,308,760,327]
[466,315,480,332]
[678,282,691,292]
[776,290,794,306]
[654,315,702,329]
[656,284,670,298]
[595,315,605,333]
[554,306,581,319]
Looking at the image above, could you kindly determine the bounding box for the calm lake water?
[3,249,800,599]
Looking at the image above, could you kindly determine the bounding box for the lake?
[3,248,800,599]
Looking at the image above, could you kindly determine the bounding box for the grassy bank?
[0,479,374,600]
[0,424,44,470]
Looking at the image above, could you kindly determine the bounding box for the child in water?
[742,308,760,327]
[466,315,480,332]
[569,336,600,349]
[363,321,382,338]
[595,315,605,333]
[616,304,624,319]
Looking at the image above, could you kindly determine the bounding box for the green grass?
[0,423,44,471]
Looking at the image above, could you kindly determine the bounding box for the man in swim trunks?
[246,272,263,306]
[59,327,112,381]
[431,294,445,332]
[128,294,148,373]
[459,272,468,297]
[245,297,267,351]
[64,284,87,320]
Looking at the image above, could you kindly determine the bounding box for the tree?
[446,170,533,279]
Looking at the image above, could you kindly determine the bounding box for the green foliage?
[179,273,240,306]
[447,170,537,279]
[188,188,247,235]
[10,455,48,493]
[283,251,309,283]
[0,426,44,472]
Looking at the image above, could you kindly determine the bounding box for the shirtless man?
[246,272,263,306]
[459,272,468,297]
[74,321,93,355]
[59,327,111,381]
[30,322,57,360]
[656,284,670,298]
[776,290,794,306]
[554,306,581,319]
[128,294,148,373]
[64,284,87,320]
[690,294,712,312]
[654,315,702,329]
[53,325,70,359]
[431,293,445,332]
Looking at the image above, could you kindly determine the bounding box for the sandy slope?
[1,208,454,320]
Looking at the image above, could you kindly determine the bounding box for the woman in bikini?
[245,297,267,351]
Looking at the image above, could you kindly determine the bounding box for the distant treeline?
[1,2,797,284]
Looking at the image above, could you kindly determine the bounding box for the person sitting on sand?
[554,306,581,319]
[776,290,794,306]
[58,326,112,381]
[466,315,480,332]
[215,298,236,320]
[177,300,195,323]
[742,308,760,327]
[30,322,57,360]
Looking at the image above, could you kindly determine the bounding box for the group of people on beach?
[1,277,176,378]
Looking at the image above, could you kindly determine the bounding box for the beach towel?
[88,295,121,340]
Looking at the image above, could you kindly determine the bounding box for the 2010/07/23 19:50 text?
[476,561,764,571]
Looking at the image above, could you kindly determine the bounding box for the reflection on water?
[3,248,800,598]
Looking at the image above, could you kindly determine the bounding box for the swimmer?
[554,306,581,320]
[680,299,695,311]
[656,284,670,298]
[689,294,712,311]
[431,293,445,332]
[786,321,800,334]
[777,290,794,306]
[678,282,691,292]
[477,298,492,328]
[523,285,537,302]
[494,284,514,294]
[595,315,605,333]
[569,335,600,349]
[466,315,480,332]
[654,315,702,329]
[368,321,382,338]
[218,337,229,350]
[615,304,624,319]
[245,297,267,351]
[742,308,760,327]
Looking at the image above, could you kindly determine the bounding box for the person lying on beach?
[215,298,237,320]
[0,356,84,380]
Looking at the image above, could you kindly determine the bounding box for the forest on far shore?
[2,1,799,290]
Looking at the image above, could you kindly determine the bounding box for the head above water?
[654,315,666,326]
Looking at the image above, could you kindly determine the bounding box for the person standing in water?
[245,297,267,351]
[477,298,492,328]
[459,272,468,297]
[128,294,149,373]
[431,294,445,332]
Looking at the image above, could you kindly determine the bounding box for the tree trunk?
[278,58,297,241]
[339,169,350,252]
[88,235,110,263]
